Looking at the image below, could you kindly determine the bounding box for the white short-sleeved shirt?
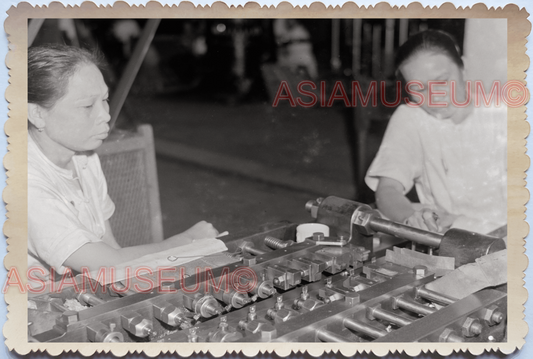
[365,104,507,234]
[28,135,115,276]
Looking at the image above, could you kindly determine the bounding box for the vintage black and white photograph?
[3,4,528,354]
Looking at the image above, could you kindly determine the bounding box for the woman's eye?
[83,104,94,109]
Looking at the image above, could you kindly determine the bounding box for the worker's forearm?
[65,233,195,272]
[375,184,415,223]
[114,233,193,263]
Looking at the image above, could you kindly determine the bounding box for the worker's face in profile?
[38,63,111,153]
[399,51,467,121]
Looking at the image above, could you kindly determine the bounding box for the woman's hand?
[405,209,457,233]
[182,221,219,241]
[163,221,219,248]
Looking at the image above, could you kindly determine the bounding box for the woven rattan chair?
[95,124,164,247]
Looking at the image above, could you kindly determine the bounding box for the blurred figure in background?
[111,19,164,94]
[273,19,318,79]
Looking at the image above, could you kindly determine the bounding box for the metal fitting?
[301,286,309,300]
[153,302,186,327]
[195,295,223,318]
[87,323,124,343]
[351,204,380,236]
[439,327,464,342]
[248,306,257,321]
[462,317,483,337]
[188,327,199,342]
[481,305,505,326]
[275,296,284,311]
[121,312,153,338]
[305,198,322,219]
[218,316,229,329]
[254,280,277,298]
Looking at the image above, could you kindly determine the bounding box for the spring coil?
[264,236,292,249]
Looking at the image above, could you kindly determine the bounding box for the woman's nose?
[98,101,111,123]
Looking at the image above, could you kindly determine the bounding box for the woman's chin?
[77,139,106,152]
[425,107,457,120]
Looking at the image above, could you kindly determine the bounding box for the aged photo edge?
[3,1,530,356]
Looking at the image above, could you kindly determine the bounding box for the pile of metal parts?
[28,196,507,343]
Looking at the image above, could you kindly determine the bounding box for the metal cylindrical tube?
[416,286,457,306]
[316,328,348,343]
[439,228,506,267]
[369,307,414,327]
[78,292,106,307]
[241,242,267,256]
[343,317,387,339]
[391,296,436,316]
[370,218,442,248]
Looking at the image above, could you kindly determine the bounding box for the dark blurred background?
[29,18,475,240]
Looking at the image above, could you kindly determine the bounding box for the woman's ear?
[27,103,46,130]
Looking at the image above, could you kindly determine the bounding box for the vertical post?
[383,19,395,77]
[371,24,382,79]
[109,19,161,129]
[352,19,362,76]
[331,19,341,72]
[399,19,409,46]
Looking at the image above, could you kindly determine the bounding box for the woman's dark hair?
[28,44,104,108]
[395,29,463,74]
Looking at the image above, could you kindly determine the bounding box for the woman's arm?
[375,177,414,222]
[102,220,121,249]
[376,177,442,232]
[63,220,218,272]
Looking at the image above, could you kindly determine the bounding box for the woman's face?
[399,50,467,121]
[40,63,110,153]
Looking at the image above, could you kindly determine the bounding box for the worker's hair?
[28,44,105,108]
[395,29,463,76]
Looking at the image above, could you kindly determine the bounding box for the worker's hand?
[405,208,439,232]
[405,209,458,233]
[183,221,219,240]
[432,210,458,233]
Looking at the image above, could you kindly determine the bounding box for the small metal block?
[344,292,361,306]
[260,323,277,340]
[61,310,79,325]
[313,232,325,241]
[413,265,428,277]
[242,255,257,266]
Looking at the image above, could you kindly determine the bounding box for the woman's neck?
[29,127,76,170]
[449,87,476,124]
[450,104,474,124]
